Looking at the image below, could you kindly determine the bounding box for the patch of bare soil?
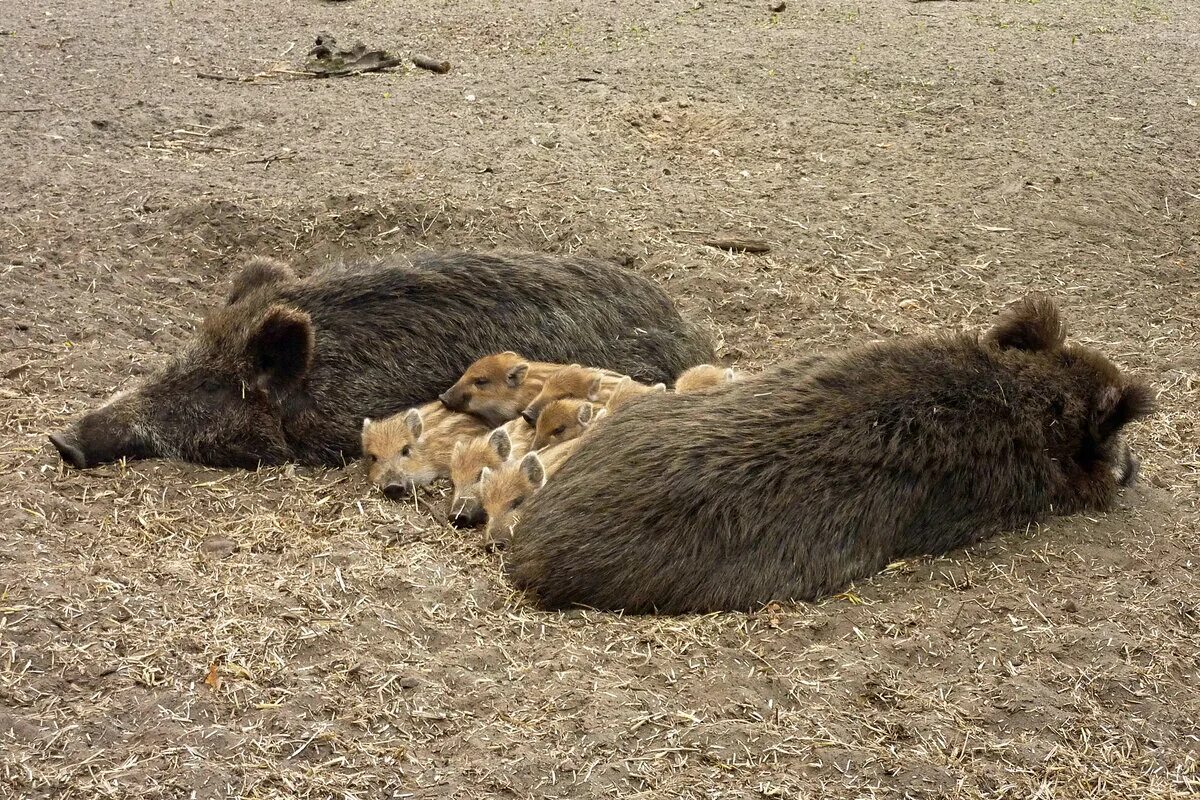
[2,1,1198,797]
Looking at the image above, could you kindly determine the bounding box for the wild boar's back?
[285,250,711,408]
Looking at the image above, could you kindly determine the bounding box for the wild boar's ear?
[404,408,424,439]
[520,452,547,488]
[652,382,667,393]
[587,375,604,401]
[1094,381,1155,441]
[577,403,594,424]
[488,427,513,459]
[984,295,1066,353]
[248,305,315,394]
[723,368,736,382]
[506,363,529,388]
[478,466,493,487]
[227,256,296,305]
[362,417,373,432]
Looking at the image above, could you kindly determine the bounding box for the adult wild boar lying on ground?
[507,296,1154,614]
[49,251,713,469]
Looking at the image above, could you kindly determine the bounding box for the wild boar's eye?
[510,497,524,510]
[474,378,490,387]
[400,446,412,457]
[552,427,566,437]
[200,379,222,394]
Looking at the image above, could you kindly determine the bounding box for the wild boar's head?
[50,260,318,469]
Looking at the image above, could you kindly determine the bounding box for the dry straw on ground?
[2,0,1199,797]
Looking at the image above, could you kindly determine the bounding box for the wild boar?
[604,376,668,414]
[520,365,628,423]
[506,296,1154,614]
[448,420,535,528]
[480,441,582,551]
[438,353,565,428]
[49,251,713,469]
[531,399,605,450]
[361,403,489,500]
[674,364,737,394]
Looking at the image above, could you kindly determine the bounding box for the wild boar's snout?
[49,431,88,470]
[438,389,459,410]
[520,408,538,425]
[49,403,154,469]
[450,499,486,529]
[382,480,415,501]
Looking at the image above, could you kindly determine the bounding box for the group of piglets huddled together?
[360,353,737,549]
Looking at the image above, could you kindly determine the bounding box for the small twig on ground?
[247,150,297,167]
[704,237,772,254]
[412,55,450,74]
[1,108,46,113]
[197,71,260,83]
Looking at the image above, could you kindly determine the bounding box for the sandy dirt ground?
[1,0,1198,797]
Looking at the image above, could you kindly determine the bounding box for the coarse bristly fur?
[506,296,1156,615]
[48,251,713,469]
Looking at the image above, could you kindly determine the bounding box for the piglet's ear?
[488,426,513,460]
[506,363,529,388]
[984,295,1066,353]
[1094,381,1155,441]
[227,256,296,305]
[404,408,424,439]
[248,305,314,395]
[520,452,547,488]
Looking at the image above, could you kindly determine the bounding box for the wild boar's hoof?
[1114,443,1140,487]
[49,432,88,470]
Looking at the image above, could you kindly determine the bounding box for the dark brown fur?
[49,251,713,469]
[507,296,1154,614]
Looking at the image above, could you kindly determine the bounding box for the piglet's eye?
[510,497,524,511]
[552,427,566,437]
[400,446,412,457]
[473,378,490,388]
[366,454,377,463]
